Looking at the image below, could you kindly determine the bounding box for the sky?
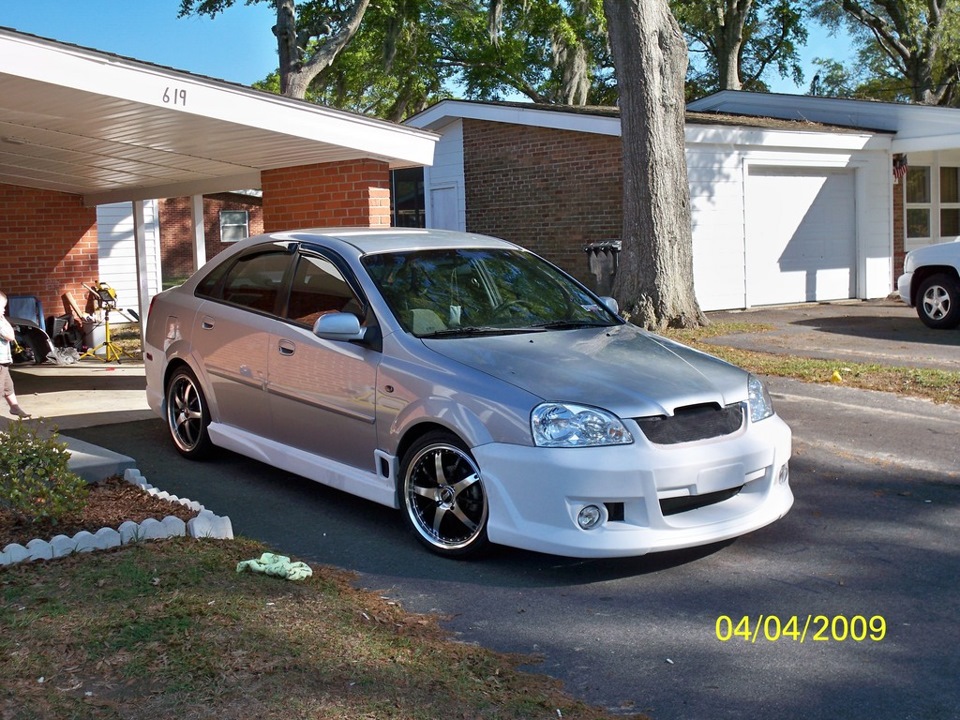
[1,0,279,86]
[1,0,852,96]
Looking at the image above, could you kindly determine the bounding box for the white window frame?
[904,156,960,252]
[219,210,249,243]
[905,165,932,252]
[939,165,960,240]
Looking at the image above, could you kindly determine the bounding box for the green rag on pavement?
[236,552,313,581]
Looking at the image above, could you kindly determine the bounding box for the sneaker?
[10,406,31,418]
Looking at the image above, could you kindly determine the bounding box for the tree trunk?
[275,0,298,96]
[603,0,706,329]
[273,0,371,100]
[715,0,752,90]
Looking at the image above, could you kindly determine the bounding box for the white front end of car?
[473,412,792,558]
[897,250,916,306]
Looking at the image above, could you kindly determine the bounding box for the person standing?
[0,291,31,418]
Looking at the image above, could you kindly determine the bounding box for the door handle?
[277,339,296,356]
[201,316,215,330]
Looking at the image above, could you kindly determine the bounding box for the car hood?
[422,324,749,418]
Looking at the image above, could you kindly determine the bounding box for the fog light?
[777,463,790,485]
[577,505,603,530]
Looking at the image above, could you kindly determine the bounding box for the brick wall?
[159,193,264,279]
[0,184,98,320]
[261,159,391,232]
[462,119,623,288]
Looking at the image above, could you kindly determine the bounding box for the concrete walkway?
[2,359,153,480]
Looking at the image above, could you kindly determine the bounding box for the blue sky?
[2,1,849,96]
[1,0,279,86]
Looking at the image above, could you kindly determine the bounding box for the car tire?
[916,273,960,329]
[165,366,212,459]
[399,431,490,558]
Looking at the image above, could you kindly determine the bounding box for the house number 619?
[162,87,187,106]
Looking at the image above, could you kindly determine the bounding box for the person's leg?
[1,366,29,418]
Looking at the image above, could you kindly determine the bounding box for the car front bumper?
[472,415,793,558]
[897,271,913,306]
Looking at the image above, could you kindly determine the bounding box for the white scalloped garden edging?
[1,468,233,567]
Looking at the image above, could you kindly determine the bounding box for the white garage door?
[745,166,856,306]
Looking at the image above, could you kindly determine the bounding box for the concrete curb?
[0,468,233,567]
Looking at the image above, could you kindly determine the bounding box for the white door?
[745,166,856,306]
[430,185,461,230]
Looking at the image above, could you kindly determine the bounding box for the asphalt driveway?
[11,297,960,719]
[705,297,960,371]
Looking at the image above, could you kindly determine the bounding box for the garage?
[745,165,857,306]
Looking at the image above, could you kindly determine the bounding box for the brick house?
[407,97,956,311]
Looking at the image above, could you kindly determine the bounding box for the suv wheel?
[917,273,960,329]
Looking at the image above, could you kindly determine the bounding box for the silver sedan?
[144,228,792,558]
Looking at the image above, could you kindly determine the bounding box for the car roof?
[261,227,521,255]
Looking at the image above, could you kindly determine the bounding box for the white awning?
[0,27,437,206]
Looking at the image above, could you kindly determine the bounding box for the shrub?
[0,421,88,524]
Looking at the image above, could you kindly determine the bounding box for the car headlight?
[531,403,633,447]
[747,374,774,423]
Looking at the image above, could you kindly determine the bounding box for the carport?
[0,27,437,328]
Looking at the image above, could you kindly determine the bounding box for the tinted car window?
[284,253,364,328]
[363,248,618,336]
[211,251,291,313]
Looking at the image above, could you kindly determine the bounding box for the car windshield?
[363,248,621,338]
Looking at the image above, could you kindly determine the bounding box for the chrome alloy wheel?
[166,368,211,458]
[921,283,951,321]
[402,436,489,556]
[917,273,960,329]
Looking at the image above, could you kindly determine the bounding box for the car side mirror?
[600,296,620,315]
[313,312,367,342]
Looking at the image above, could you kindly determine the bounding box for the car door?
[267,249,380,471]
[191,248,292,437]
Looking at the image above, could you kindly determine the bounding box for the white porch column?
[191,194,207,271]
[132,200,151,338]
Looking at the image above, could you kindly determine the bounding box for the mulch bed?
[0,476,199,549]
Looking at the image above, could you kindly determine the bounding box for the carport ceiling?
[0,28,436,206]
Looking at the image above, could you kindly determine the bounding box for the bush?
[0,421,88,524]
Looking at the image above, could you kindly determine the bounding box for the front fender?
[386,394,498,452]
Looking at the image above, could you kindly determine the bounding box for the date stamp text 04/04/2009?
[715,615,887,643]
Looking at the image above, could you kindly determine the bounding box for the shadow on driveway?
[705,298,960,371]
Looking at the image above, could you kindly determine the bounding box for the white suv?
[898,241,960,329]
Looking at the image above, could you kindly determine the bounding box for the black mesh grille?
[660,485,744,516]
[637,403,743,445]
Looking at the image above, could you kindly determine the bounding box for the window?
[284,254,363,328]
[217,251,290,312]
[904,163,960,249]
[390,167,426,228]
[906,166,931,240]
[220,210,249,242]
[940,167,960,237]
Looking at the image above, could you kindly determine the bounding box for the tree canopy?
[812,0,960,105]
[674,0,807,98]
[179,0,371,98]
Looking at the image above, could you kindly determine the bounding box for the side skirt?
[208,422,399,509]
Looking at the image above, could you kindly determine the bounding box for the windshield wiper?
[532,320,614,330]
[420,326,544,338]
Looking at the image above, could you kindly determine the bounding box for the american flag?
[893,153,909,179]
